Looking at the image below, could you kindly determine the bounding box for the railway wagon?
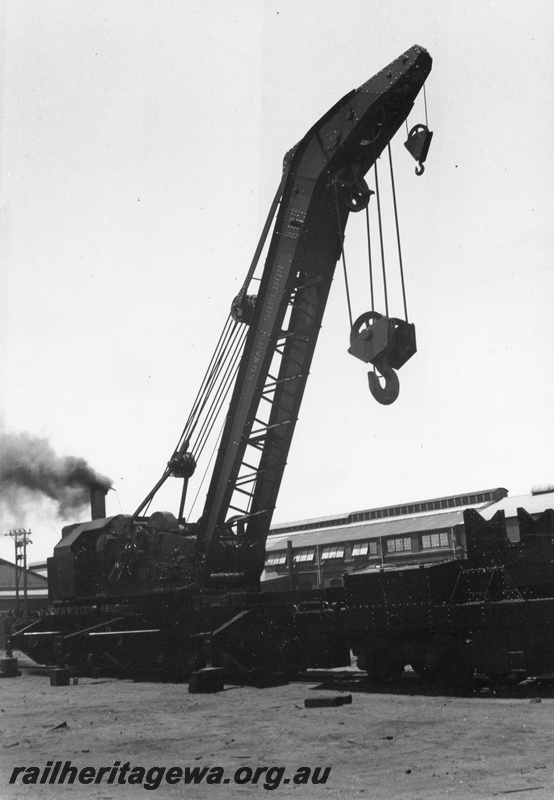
[342,506,554,684]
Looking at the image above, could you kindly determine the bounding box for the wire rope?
[188,318,245,446]
[179,314,246,460]
[387,143,409,321]
[373,156,389,317]
[333,189,353,328]
[423,83,429,128]
[178,314,236,447]
[188,419,226,520]
[365,204,375,312]
[191,324,248,462]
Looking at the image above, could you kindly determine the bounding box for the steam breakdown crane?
[17,47,554,690]
[15,46,432,683]
[195,45,432,589]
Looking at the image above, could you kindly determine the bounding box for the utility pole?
[4,529,32,618]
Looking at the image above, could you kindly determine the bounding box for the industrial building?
[0,559,49,614]
[262,485,554,591]
[3,485,553,610]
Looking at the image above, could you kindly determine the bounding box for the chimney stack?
[90,485,108,520]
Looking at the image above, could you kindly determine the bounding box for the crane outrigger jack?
[14,46,433,685]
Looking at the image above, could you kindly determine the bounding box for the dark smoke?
[0,431,112,518]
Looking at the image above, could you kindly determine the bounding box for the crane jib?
[197,46,432,584]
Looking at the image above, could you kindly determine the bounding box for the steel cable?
[191,324,248,462]
[333,188,353,329]
[178,314,238,447]
[365,204,375,312]
[387,143,409,321]
[373,156,389,318]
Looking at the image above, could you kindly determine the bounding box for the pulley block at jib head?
[404,124,433,175]
[231,293,257,325]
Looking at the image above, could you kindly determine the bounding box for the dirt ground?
[1,658,554,800]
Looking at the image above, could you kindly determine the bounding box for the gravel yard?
[1,663,554,799]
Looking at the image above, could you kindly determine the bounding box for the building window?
[421,532,450,549]
[386,536,412,553]
[293,548,315,563]
[265,551,287,566]
[351,541,378,557]
[321,546,345,560]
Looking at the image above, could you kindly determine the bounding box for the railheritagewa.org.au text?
[9,761,332,791]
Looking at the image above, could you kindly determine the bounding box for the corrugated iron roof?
[266,509,465,551]
[265,491,554,553]
[270,488,506,532]
[477,491,554,521]
[0,559,49,588]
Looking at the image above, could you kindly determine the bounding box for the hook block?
[348,313,416,370]
[404,124,433,170]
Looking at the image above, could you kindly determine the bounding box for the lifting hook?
[367,357,400,406]
[404,123,433,177]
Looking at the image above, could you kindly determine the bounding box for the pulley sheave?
[168,446,196,479]
[231,293,256,325]
[334,165,374,212]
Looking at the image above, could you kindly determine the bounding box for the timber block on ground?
[304,694,353,708]
[0,657,21,678]
[50,668,71,687]
[188,667,224,694]
[251,671,288,688]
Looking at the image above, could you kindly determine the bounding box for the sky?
[1,0,553,564]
